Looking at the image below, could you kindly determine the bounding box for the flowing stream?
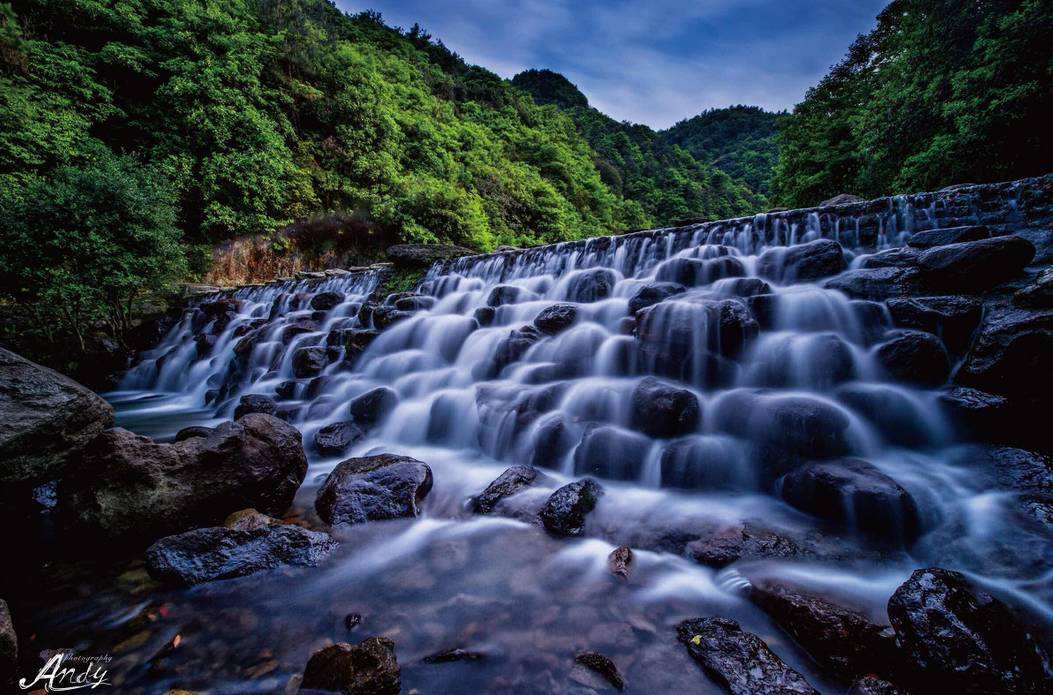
[35,201,1053,692]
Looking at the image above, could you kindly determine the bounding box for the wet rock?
[821,193,864,206]
[59,414,307,543]
[748,332,857,389]
[315,454,433,526]
[292,346,328,378]
[635,299,758,381]
[0,599,15,685]
[310,291,345,311]
[145,520,337,585]
[348,387,399,428]
[422,648,486,664]
[301,637,400,694]
[275,380,298,400]
[656,257,745,287]
[686,523,804,568]
[857,247,920,270]
[539,478,603,537]
[473,306,495,326]
[487,284,525,307]
[658,436,752,490]
[886,296,982,354]
[719,277,772,298]
[824,267,926,300]
[533,304,578,335]
[917,235,1036,292]
[607,546,633,580]
[173,426,214,442]
[780,458,920,542]
[394,294,434,311]
[676,617,818,695]
[281,318,320,343]
[847,675,908,695]
[630,376,701,438]
[887,567,1052,693]
[873,330,951,387]
[960,446,1052,495]
[528,415,576,470]
[749,579,900,681]
[486,325,543,376]
[938,387,1009,441]
[573,426,652,481]
[371,305,411,330]
[314,421,365,456]
[628,282,685,314]
[0,347,114,486]
[1014,267,1053,308]
[388,243,474,267]
[574,651,625,690]
[469,465,540,514]
[956,304,1053,403]
[233,394,278,420]
[565,268,617,303]
[757,239,847,282]
[837,383,936,447]
[223,508,276,531]
[907,224,989,248]
[194,332,217,357]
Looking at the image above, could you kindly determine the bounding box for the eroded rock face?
[315,454,433,526]
[0,347,114,486]
[145,516,337,585]
[58,414,307,543]
[539,478,603,537]
[469,465,540,514]
[676,617,818,695]
[887,567,1052,693]
[302,637,400,694]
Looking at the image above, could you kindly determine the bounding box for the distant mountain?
[512,70,768,224]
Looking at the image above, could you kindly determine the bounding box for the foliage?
[0,153,187,348]
[511,69,589,108]
[773,0,1053,207]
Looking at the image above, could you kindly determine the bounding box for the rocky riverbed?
[2,176,1053,693]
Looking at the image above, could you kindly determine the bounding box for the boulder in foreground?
[302,637,400,694]
[0,347,114,486]
[59,413,307,543]
[315,454,433,526]
[539,478,603,537]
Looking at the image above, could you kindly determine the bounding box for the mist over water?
[98,198,1053,691]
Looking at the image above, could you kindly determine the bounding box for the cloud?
[337,0,888,128]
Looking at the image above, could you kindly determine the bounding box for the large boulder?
[314,421,365,456]
[886,296,982,354]
[779,459,920,543]
[676,617,818,694]
[655,256,745,287]
[749,579,900,681]
[873,330,951,387]
[310,290,345,311]
[628,282,685,314]
[233,394,278,420]
[824,267,925,300]
[58,414,307,544]
[1014,267,1053,308]
[629,377,700,438]
[917,235,1036,292]
[564,268,617,303]
[292,346,328,378]
[956,304,1053,402]
[887,567,1052,693]
[0,347,114,487]
[533,304,578,335]
[145,513,337,585]
[756,239,847,283]
[539,478,603,537]
[907,225,989,248]
[857,246,919,270]
[469,465,540,514]
[315,454,433,526]
[302,637,400,694]
[387,243,474,268]
[348,386,399,428]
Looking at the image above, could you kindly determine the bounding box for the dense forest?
[773,0,1053,207]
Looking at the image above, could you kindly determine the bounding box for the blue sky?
[336,0,888,129]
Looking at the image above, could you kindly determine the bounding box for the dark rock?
[656,256,746,287]
[821,193,864,206]
[310,291,345,311]
[0,599,15,686]
[857,247,920,270]
[315,454,433,526]
[575,651,625,690]
[719,277,772,298]
[233,394,278,420]
[302,637,400,694]
[635,299,757,381]
[485,325,543,376]
[292,346,328,378]
[58,414,307,543]
[422,648,485,664]
[173,426,215,442]
[686,523,805,568]
[629,377,700,438]
[275,380,298,400]
[824,267,926,300]
[539,478,603,537]
[372,305,411,330]
[0,347,114,486]
[194,333,217,357]
[956,304,1053,401]
[887,567,1052,693]
[469,465,540,514]
[917,235,1036,292]
[528,415,576,469]
[938,387,1009,441]
[1014,267,1053,308]
[873,330,950,387]
[676,617,818,695]
[847,675,908,695]
[573,426,652,481]
[907,224,989,248]
[628,282,685,314]
[314,421,365,456]
[749,579,899,681]
[348,387,399,428]
[533,304,578,335]
[747,332,857,389]
[145,519,337,585]
[960,446,1052,496]
[607,546,633,580]
[388,243,474,268]
[658,436,752,490]
[780,458,920,542]
[344,613,362,631]
[393,295,434,311]
[886,296,982,354]
[837,383,937,447]
[487,284,524,307]
[473,306,495,326]
[281,318,320,343]
[757,239,847,282]
[565,268,617,302]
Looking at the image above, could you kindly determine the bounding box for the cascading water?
[79,189,1051,692]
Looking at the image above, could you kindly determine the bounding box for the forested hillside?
[512,69,773,222]
[773,0,1053,207]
